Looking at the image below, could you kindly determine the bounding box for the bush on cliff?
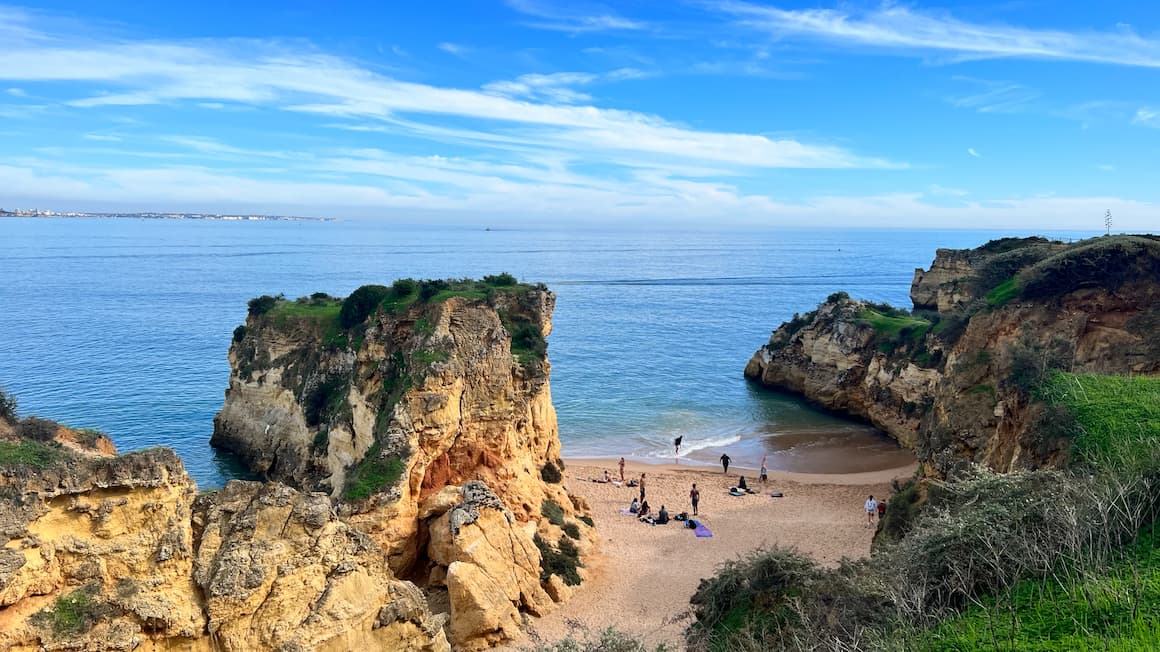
[535,533,583,586]
[541,498,566,526]
[247,294,281,316]
[541,460,563,483]
[343,444,405,501]
[0,386,16,423]
[18,416,61,442]
[339,284,390,328]
[0,439,63,469]
[531,627,669,652]
[31,584,111,636]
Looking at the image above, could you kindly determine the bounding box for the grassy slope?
[916,532,1160,651]
[908,372,1160,651]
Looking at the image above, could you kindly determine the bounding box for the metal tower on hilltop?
[1105,209,1113,235]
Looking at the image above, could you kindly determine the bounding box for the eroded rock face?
[746,237,1160,474]
[0,449,450,652]
[192,481,449,652]
[426,482,553,651]
[0,448,206,651]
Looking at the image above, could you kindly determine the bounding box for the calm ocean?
[0,219,1089,487]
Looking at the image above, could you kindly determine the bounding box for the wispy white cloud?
[712,2,1160,68]
[945,76,1040,114]
[82,133,121,142]
[504,0,647,33]
[1132,107,1160,128]
[436,42,468,56]
[5,86,25,96]
[967,148,981,158]
[928,184,968,197]
[482,68,647,104]
[0,18,894,171]
[1098,164,1115,172]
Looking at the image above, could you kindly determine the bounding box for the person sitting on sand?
[630,497,640,514]
[603,469,611,483]
[656,505,670,524]
[738,475,748,491]
[638,500,651,519]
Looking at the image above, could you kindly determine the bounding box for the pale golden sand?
[503,458,917,650]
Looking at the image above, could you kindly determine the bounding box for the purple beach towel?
[694,523,713,538]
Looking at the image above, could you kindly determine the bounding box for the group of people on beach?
[604,445,888,528]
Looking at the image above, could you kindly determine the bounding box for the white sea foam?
[643,434,742,458]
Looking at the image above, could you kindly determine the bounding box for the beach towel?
[728,488,744,497]
[620,508,635,516]
[694,523,713,538]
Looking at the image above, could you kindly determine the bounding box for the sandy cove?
[503,458,917,651]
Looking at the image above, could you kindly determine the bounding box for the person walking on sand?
[690,483,701,516]
[674,435,683,456]
[720,453,731,474]
[760,456,768,484]
[639,473,647,502]
[865,495,878,528]
[619,457,625,482]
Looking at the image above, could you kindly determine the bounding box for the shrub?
[32,584,105,636]
[578,514,595,527]
[511,324,548,360]
[541,499,566,526]
[391,278,417,296]
[232,325,247,343]
[18,416,60,442]
[339,284,390,329]
[530,627,668,652]
[482,272,518,286]
[563,522,581,539]
[247,294,280,316]
[826,291,850,303]
[541,460,563,483]
[1005,334,1074,395]
[343,447,405,501]
[0,386,16,423]
[534,533,583,585]
[302,376,348,427]
[417,279,449,301]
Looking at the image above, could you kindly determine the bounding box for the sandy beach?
[503,458,917,650]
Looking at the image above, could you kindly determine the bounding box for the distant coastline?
[0,208,335,222]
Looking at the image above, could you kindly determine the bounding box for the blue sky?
[1,1,1159,228]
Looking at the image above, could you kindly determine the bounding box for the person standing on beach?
[760,456,768,484]
[690,483,700,516]
[619,457,625,482]
[674,436,683,456]
[865,495,878,528]
[639,473,647,502]
[720,453,731,474]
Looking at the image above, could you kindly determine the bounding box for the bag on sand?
[675,512,688,521]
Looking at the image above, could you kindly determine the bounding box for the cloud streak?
[713,2,1160,68]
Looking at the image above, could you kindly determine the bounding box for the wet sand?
[502,458,917,650]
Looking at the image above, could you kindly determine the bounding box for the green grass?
[860,309,931,337]
[911,531,1160,651]
[268,299,341,320]
[986,277,1021,306]
[413,348,450,365]
[0,440,63,468]
[343,445,405,501]
[32,585,102,636]
[1040,372,1160,461]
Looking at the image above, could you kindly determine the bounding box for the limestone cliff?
[211,277,595,647]
[0,436,449,651]
[746,235,1160,473]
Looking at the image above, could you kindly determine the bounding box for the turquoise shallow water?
[0,219,1086,486]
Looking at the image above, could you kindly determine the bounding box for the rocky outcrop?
[747,236,1160,473]
[0,446,449,651]
[209,279,594,647]
[192,481,449,651]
